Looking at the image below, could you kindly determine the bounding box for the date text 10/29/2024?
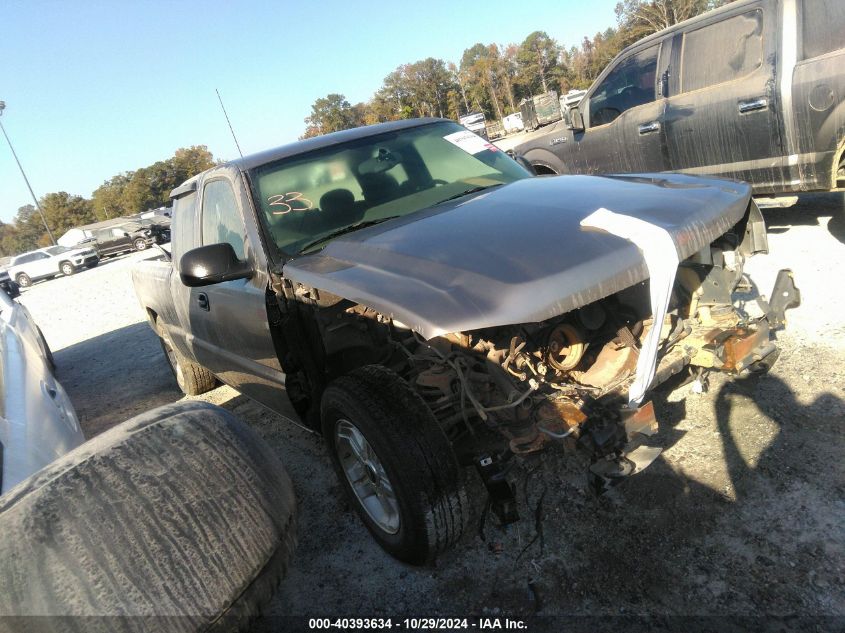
[308,618,528,630]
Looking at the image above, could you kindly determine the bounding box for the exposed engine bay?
[280,206,800,524]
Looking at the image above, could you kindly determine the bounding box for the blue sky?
[0,0,618,222]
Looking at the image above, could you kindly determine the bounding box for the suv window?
[801,0,845,59]
[201,179,246,260]
[681,11,763,93]
[589,45,659,127]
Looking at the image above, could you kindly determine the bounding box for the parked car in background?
[515,0,845,195]
[132,117,797,564]
[7,245,99,288]
[459,111,489,140]
[91,220,159,257]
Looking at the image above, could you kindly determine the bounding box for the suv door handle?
[738,98,768,113]
[638,121,660,134]
[197,293,210,311]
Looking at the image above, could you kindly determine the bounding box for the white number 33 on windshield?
[268,192,313,215]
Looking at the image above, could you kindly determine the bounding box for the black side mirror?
[6,282,20,299]
[568,107,585,132]
[512,154,537,176]
[179,243,253,287]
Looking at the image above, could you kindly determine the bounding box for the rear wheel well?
[533,163,558,176]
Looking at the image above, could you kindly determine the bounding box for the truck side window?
[171,191,197,272]
[801,0,845,59]
[589,45,659,127]
[681,11,763,93]
[201,180,246,260]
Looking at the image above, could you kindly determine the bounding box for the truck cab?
[516,0,845,194]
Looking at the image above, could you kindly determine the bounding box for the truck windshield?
[250,121,529,256]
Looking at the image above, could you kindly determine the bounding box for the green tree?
[516,31,562,95]
[40,192,96,236]
[301,93,363,139]
[460,43,505,121]
[92,173,130,220]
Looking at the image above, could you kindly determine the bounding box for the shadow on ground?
[760,191,845,244]
[55,321,183,437]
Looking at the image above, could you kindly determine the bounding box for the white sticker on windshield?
[444,130,498,155]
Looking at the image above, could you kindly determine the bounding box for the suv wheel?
[15,273,32,288]
[321,365,469,565]
[134,238,148,251]
[60,261,75,276]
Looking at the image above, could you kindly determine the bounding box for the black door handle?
[197,293,209,311]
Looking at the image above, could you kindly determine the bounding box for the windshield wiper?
[433,183,504,206]
[300,216,400,253]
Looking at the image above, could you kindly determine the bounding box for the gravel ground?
[18,194,845,627]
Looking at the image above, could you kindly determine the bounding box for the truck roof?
[170,118,444,200]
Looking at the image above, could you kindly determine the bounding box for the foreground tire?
[134,238,148,251]
[157,320,217,395]
[60,261,75,276]
[15,273,31,288]
[321,365,469,565]
[0,401,297,631]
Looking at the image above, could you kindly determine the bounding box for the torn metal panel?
[283,173,752,340]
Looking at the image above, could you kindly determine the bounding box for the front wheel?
[321,365,469,565]
[16,273,32,288]
[60,261,75,276]
[134,238,148,251]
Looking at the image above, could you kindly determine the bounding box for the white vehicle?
[503,112,525,133]
[7,245,99,288]
[0,289,83,493]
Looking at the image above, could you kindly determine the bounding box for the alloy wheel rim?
[335,418,400,534]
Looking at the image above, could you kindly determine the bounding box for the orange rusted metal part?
[576,343,638,388]
[722,326,769,372]
[622,401,659,440]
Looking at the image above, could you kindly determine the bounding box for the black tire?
[134,238,148,251]
[15,273,31,288]
[87,261,99,268]
[156,320,217,395]
[59,261,75,276]
[36,325,56,372]
[321,365,469,565]
[0,401,297,630]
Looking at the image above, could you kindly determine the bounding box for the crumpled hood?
[283,173,752,339]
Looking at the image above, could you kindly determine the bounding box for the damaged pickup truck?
[132,118,799,564]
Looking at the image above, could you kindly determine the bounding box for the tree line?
[0,146,215,257]
[301,0,730,138]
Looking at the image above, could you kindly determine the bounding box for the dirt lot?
[18,194,845,627]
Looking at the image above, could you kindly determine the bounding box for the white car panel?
[0,291,84,494]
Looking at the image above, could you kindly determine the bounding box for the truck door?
[663,4,786,191]
[186,174,296,417]
[567,41,668,174]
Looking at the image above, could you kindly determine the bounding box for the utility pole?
[0,101,56,245]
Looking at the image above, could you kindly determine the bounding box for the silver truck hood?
[283,174,752,339]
